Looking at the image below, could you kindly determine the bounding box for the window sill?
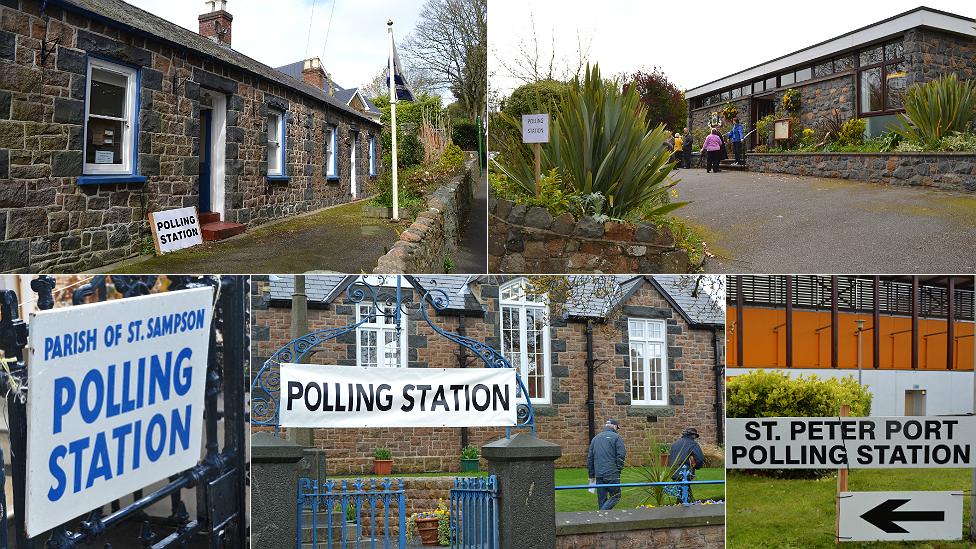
[266,175,290,183]
[77,174,148,186]
[627,405,675,417]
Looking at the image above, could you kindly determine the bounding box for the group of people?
[664,119,746,174]
[586,419,705,511]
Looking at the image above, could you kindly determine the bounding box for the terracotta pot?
[659,453,670,467]
[415,516,440,545]
[374,459,393,475]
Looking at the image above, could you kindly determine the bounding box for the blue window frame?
[77,56,147,185]
[326,124,339,180]
[369,134,376,176]
[266,110,289,182]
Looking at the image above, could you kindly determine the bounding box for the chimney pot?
[302,57,330,92]
[199,0,233,47]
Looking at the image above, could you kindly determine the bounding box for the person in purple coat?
[701,129,724,173]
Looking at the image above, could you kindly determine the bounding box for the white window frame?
[355,303,408,368]
[369,134,376,176]
[83,57,138,175]
[627,318,668,406]
[266,110,284,176]
[326,125,338,178]
[499,278,551,404]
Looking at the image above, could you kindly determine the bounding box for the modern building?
[251,275,726,474]
[685,6,976,147]
[727,275,975,416]
[0,0,383,272]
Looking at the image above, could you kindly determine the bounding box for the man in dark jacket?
[587,419,626,510]
[668,427,705,501]
[682,127,693,169]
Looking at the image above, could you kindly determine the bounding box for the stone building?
[251,275,726,474]
[0,0,382,272]
[685,6,976,147]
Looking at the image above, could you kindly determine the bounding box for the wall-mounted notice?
[26,287,213,536]
[279,364,518,428]
[149,207,203,254]
[726,416,976,469]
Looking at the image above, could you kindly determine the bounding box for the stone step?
[198,211,221,224]
[201,221,246,241]
[718,160,749,171]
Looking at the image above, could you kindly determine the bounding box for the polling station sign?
[148,207,203,254]
[279,364,518,428]
[26,287,213,536]
[726,416,976,469]
[838,490,963,542]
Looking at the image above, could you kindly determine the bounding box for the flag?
[386,35,415,102]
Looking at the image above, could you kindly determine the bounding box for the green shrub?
[490,169,583,217]
[937,131,976,151]
[437,143,465,171]
[492,64,683,220]
[895,73,976,149]
[460,445,479,460]
[501,79,569,119]
[373,448,392,460]
[781,88,801,113]
[452,120,480,151]
[837,118,866,146]
[382,128,424,169]
[727,370,872,419]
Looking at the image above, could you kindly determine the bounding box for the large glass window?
[765,76,777,90]
[814,61,833,78]
[860,66,883,113]
[795,67,812,83]
[858,38,905,115]
[780,72,795,86]
[266,111,284,176]
[731,87,741,99]
[628,318,667,405]
[499,279,550,403]
[860,45,883,66]
[833,55,854,72]
[753,80,764,94]
[885,62,908,110]
[356,303,407,368]
[84,58,137,175]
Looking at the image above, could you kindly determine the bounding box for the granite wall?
[555,505,725,549]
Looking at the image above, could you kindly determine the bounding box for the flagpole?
[388,19,399,222]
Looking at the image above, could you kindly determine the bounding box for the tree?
[492,12,592,85]
[402,0,487,119]
[359,66,439,101]
[627,67,687,132]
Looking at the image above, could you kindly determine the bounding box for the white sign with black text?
[838,491,963,542]
[521,113,550,143]
[149,207,203,254]
[279,364,518,428]
[726,416,976,469]
[26,287,214,536]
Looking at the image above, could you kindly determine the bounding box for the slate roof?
[268,275,480,312]
[274,61,382,117]
[650,276,726,327]
[54,0,379,125]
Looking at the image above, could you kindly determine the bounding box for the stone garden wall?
[373,158,474,273]
[748,152,976,192]
[555,505,725,549]
[487,198,691,273]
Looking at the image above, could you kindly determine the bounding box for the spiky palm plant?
[492,64,684,220]
[894,73,976,149]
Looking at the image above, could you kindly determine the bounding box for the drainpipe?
[458,314,469,450]
[585,320,596,443]
[712,326,724,444]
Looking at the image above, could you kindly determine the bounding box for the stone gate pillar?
[252,431,304,549]
[482,432,562,549]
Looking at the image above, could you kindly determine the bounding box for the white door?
[350,132,357,198]
[210,93,226,219]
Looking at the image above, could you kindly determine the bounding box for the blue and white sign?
[25,288,213,536]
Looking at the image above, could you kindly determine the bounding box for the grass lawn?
[555,467,725,512]
[728,469,974,548]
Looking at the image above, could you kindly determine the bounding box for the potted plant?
[412,512,441,545]
[782,88,801,113]
[721,102,738,123]
[658,443,671,467]
[373,448,393,475]
[460,445,480,472]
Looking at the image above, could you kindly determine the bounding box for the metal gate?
[297,478,406,549]
[0,275,248,548]
[449,476,497,549]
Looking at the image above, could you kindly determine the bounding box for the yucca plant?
[492,64,684,220]
[894,73,976,149]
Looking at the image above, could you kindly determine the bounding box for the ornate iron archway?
[251,275,535,438]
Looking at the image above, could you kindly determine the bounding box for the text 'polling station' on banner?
[279,364,518,428]
[25,287,214,537]
[726,416,976,469]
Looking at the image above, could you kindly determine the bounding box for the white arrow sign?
[839,491,963,542]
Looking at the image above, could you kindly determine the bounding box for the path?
[103,200,400,274]
[673,168,976,273]
[454,167,488,273]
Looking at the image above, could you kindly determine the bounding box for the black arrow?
[860,499,945,534]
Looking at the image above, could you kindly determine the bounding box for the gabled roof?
[53,0,379,125]
[274,61,382,117]
[268,275,483,313]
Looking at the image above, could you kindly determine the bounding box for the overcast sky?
[127,0,423,90]
[489,0,975,97]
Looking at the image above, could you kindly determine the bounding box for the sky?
[488,0,976,98]
[127,0,424,91]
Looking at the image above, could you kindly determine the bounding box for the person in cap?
[587,419,626,510]
[668,427,706,501]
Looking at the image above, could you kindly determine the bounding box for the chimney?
[199,0,233,48]
[302,57,332,93]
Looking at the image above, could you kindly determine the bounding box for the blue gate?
[297,478,406,549]
[449,476,498,549]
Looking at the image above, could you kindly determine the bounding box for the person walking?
[728,117,745,165]
[668,427,706,503]
[587,419,626,510]
[682,127,693,168]
[701,129,723,173]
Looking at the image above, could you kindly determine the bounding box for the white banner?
[149,207,203,254]
[26,288,213,536]
[726,416,976,469]
[279,364,518,428]
[839,491,963,542]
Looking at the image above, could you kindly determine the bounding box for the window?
[356,303,408,368]
[858,38,905,116]
[814,61,833,78]
[765,76,777,90]
[266,110,285,177]
[83,58,138,176]
[499,279,551,403]
[795,67,812,83]
[885,62,907,110]
[753,80,764,94]
[369,134,376,176]
[628,318,667,405]
[731,87,741,99]
[326,125,338,179]
[741,85,751,97]
[780,71,795,86]
[833,55,854,72]
[860,67,883,112]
